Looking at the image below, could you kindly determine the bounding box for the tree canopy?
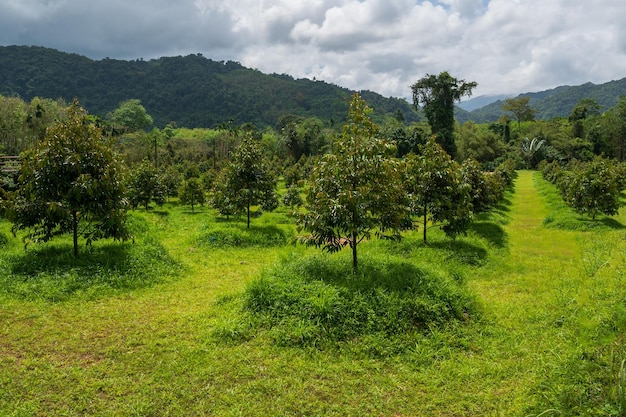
[211,134,278,228]
[5,99,130,256]
[411,71,477,157]
[298,93,410,272]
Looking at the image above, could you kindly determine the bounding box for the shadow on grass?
[198,223,288,247]
[428,239,490,265]
[468,221,508,248]
[2,240,180,302]
[587,217,625,230]
[544,213,626,231]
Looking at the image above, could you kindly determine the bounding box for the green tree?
[569,98,602,139]
[127,160,167,210]
[602,97,626,161]
[502,97,536,132]
[5,99,130,256]
[109,99,153,134]
[405,137,471,242]
[461,158,504,214]
[211,134,278,228]
[282,184,303,210]
[298,94,410,272]
[161,165,182,201]
[564,156,623,220]
[178,177,205,213]
[456,121,506,165]
[411,71,477,158]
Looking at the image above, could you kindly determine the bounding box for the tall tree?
[298,94,410,272]
[411,71,477,158]
[602,97,626,161]
[501,97,536,132]
[5,99,130,256]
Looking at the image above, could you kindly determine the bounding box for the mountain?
[0,45,419,128]
[457,95,507,112]
[457,79,626,123]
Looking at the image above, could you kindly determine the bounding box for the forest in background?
[3,46,626,129]
[0,45,418,128]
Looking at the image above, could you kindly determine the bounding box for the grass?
[1,172,626,415]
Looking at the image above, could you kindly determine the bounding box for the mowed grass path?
[1,170,625,416]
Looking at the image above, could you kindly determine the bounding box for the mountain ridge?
[0,45,419,128]
[1,45,625,127]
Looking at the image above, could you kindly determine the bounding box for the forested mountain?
[457,78,626,123]
[0,45,418,128]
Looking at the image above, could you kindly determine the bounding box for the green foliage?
[461,158,505,214]
[178,177,206,212]
[278,116,329,160]
[411,71,477,157]
[405,137,472,242]
[161,165,182,199]
[456,121,507,165]
[0,46,419,129]
[563,157,623,220]
[4,99,130,256]
[601,96,626,161]
[108,99,153,133]
[502,96,536,131]
[520,136,546,168]
[126,160,167,210]
[240,254,479,351]
[298,94,410,271]
[211,134,279,228]
[0,95,66,155]
[281,184,303,209]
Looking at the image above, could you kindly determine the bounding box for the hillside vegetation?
[0,45,418,128]
[458,78,626,123]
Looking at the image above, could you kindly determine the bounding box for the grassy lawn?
[2,170,626,416]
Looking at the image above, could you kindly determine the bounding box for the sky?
[1,0,626,101]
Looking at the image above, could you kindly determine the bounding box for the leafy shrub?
[238,254,480,350]
[197,224,287,248]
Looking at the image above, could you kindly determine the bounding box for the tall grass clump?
[0,234,181,302]
[197,223,288,248]
[233,253,480,352]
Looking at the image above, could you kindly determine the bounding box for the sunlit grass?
[2,173,626,415]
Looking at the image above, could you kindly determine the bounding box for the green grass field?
[2,170,626,416]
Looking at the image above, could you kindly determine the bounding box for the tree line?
[1,71,626,263]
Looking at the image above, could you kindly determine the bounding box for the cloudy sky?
[1,0,626,101]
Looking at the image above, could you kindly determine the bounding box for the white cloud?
[1,0,626,100]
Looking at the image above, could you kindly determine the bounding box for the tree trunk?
[423,204,428,243]
[72,211,79,257]
[351,229,358,273]
[247,199,251,229]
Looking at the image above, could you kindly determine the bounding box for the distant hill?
[457,95,507,112]
[457,79,626,123]
[0,45,419,128]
